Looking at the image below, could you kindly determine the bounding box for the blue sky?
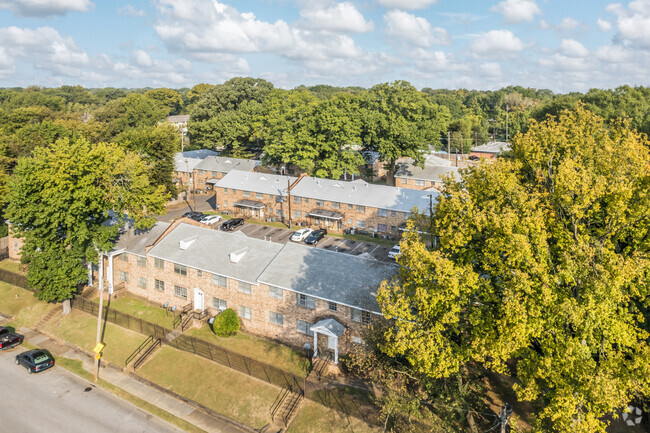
[0,0,647,92]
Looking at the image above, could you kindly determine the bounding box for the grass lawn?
[138,345,279,429]
[289,400,382,433]
[108,295,176,328]
[0,259,24,274]
[186,324,309,377]
[0,281,56,329]
[42,309,148,367]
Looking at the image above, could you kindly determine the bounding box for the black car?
[221,218,244,231]
[182,211,204,221]
[468,155,480,161]
[15,349,55,374]
[0,326,24,350]
[304,229,327,245]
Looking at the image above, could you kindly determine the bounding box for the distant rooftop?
[470,141,511,154]
[395,162,459,183]
[167,114,189,123]
[174,149,220,173]
[216,171,298,197]
[196,156,261,176]
[111,221,170,256]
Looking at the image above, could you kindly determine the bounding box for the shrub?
[212,308,240,337]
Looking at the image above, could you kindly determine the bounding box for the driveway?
[0,347,183,433]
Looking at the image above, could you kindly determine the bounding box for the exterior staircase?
[270,387,304,429]
[34,307,60,331]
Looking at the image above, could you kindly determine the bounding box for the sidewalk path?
[4,317,254,433]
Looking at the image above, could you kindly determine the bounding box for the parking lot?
[232,222,395,262]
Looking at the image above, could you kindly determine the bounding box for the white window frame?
[239,306,252,320]
[269,286,283,300]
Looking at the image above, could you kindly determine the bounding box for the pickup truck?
[0,326,24,350]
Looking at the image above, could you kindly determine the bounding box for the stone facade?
[111,251,371,352]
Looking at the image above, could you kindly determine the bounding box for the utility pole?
[500,403,513,433]
[428,194,434,249]
[506,106,509,142]
[447,131,451,162]
[287,178,292,229]
[94,253,104,382]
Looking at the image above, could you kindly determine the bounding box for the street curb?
[129,373,259,433]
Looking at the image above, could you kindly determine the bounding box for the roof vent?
[333,183,342,188]
[225,159,232,163]
[259,176,268,181]
[229,248,248,263]
[179,236,197,250]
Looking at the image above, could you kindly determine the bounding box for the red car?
[0,326,24,350]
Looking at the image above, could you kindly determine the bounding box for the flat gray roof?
[258,242,397,313]
[195,156,260,174]
[111,222,171,256]
[174,150,220,173]
[471,141,511,154]
[216,171,298,197]
[146,223,284,284]
[395,162,459,182]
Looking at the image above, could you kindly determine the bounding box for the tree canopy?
[6,137,168,301]
[377,106,650,432]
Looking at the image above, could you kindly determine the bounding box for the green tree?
[377,106,650,432]
[6,137,168,301]
[361,81,450,185]
[186,83,214,103]
[93,93,168,139]
[144,88,183,115]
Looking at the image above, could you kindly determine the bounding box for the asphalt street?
[0,347,183,433]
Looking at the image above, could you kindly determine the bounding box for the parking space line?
[245,224,266,237]
[368,245,380,254]
[347,241,362,254]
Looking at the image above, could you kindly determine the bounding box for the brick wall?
[7,230,24,260]
[395,177,443,191]
[215,186,409,234]
[111,254,370,354]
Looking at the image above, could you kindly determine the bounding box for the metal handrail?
[125,335,153,367]
[133,338,161,370]
[270,387,290,418]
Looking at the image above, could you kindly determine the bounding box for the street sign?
[93,343,105,353]
[95,353,101,360]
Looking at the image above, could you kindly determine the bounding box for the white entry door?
[327,336,336,350]
[193,288,204,311]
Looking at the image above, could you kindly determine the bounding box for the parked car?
[15,349,55,374]
[388,245,401,260]
[189,212,205,222]
[0,326,24,350]
[221,218,244,231]
[468,155,480,161]
[290,228,313,242]
[182,211,202,220]
[200,214,222,225]
[304,229,327,245]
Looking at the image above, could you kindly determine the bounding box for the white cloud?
[470,29,525,54]
[300,2,374,33]
[378,0,438,10]
[134,50,153,68]
[538,53,589,71]
[118,4,145,17]
[384,10,450,47]
[559,39,588,57]
[595,45,634,63]
[0,26,89,68]
[597,18,612,31]
[491,0,541,23]
[557,17,581,31]
[0,0,92,17]
[607,0,650,47]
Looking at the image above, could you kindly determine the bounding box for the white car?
[199,214,222,225]
[387,245,400,260]
[291,228,314,242]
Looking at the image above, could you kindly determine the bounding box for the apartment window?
[303,197,310,204]
[154,279,165,292]
[223,188,228,194]
[269,286,283,300]
[377,209,388,217]
[391,225,397,232]
[120,252,129,262]
[297,320,314,336]
[174,285,188,299]
[212,298,227,310]
[331,202,340,209]
[351,308,371,325]
[212,171,218,177]
[256,192,264,199]
[296,293,315,309]
[347,218,353,225]
[137,277,147,289]
[348,203,353,210]
[356,220,366,229]
[378,224,387,232]
[315,199,324,207]
[154,258,164,269]
[13,242,17,250]
[328,301,338,312]
[294,196,302,204]
[118,271,129,282]
[198,170,204,175]
[213,274,227,287]
[224,200,228,207]
[196,269,202,278]
[415,179,425,186]
[174,263,187,276]
[137,256,147,267]
[356,205,365,213]
[269,311,284,326]
[238,281,252,294]
[239,306,252,320]
[401,178,407,185]
[294,210,302,218]
[199,179,204,184]
[243,191,250,197]
[391,210,397,217]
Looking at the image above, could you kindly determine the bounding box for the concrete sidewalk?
[5,319,254,433]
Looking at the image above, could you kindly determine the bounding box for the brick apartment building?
[215,170,437,234]
[173,150,260,193]
[107,220,397,362]
[469,141,511,160]
[395,162,459,191]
